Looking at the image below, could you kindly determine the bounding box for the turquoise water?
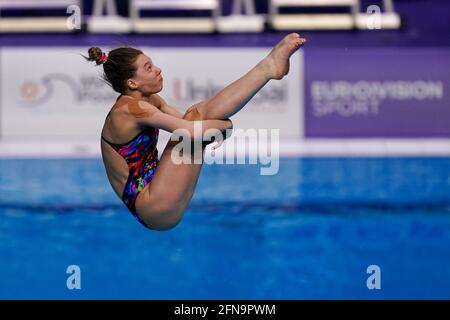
[0,158,449,299]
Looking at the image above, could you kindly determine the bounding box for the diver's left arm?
[150,94,184,118]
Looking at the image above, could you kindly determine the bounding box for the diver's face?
[129,54,163,94]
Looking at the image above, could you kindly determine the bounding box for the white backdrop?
[0,47,304,141]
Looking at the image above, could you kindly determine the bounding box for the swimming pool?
[0,157,449,299]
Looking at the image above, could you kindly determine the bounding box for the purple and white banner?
[305,49,450,137]
[0,47,303,140]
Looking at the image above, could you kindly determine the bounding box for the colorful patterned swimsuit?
[102,126,159,228]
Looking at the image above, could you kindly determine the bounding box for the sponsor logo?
[311,80,444,117]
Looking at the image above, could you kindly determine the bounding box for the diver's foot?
[262,33,306,80]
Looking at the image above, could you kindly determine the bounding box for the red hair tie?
[99,52,108,64]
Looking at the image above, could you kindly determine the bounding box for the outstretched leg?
[195,33,306,120]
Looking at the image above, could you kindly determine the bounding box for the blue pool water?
[0,157,449,299]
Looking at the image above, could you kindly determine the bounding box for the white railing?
[0,0,401,33]
[0,0,78,8]
[129,0,220,33]
[270,0,400,30]
[217,0,264,32]
[0,0,82,32]
[88,0,131,33]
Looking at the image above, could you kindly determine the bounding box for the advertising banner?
[0,47,303,140]
[305,49,450,137]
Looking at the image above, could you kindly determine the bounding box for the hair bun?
[87,47,107,65]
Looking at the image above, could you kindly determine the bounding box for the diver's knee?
[183,106,202,121]
[183,100,209,121]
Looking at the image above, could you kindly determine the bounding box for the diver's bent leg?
[135,106,209,230]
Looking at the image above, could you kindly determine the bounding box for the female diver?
[86,33,306,231]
